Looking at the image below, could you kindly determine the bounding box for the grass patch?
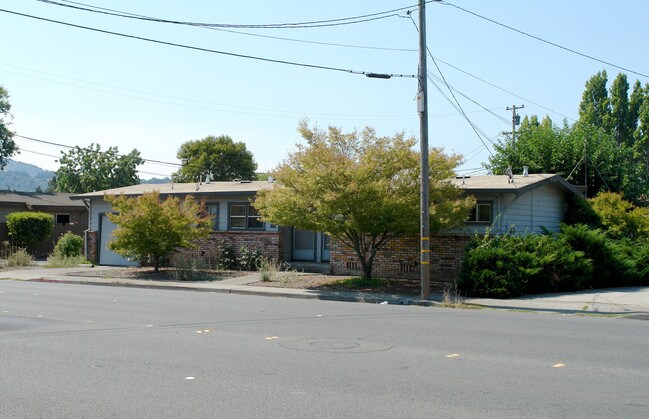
[45,254,90,268]
[331,276,390,289]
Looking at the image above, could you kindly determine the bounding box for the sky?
[1,0,648,180]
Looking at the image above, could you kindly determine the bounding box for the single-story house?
[0,191,89,258]
[71,180,330,267]
[72,172,584,283]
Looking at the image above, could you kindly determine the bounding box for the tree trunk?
[154,256,160,273]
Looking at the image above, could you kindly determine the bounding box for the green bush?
[459,233,592,298]
[6,248,33,267]
[559,224,635,288]
[237,247,263,271]
[6,212,53,248]
[203,241,235,270]
[53,232,84,258]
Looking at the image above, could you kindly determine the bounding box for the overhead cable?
[440,1,649,79]
[0,8,416,79]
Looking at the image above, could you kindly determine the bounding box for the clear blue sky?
[2,0,648,179]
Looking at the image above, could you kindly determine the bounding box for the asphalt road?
[1,281,648,418]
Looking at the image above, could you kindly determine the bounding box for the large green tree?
[487,70,649,204]
[173,135,257,182]
[50,144,143,193]
[106,191,213,272]
[254,122,475,280]
[0,85,18,169]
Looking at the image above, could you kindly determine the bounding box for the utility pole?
[506,104,524,153]
[417,0,430,300]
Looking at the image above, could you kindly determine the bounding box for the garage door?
[99,214,138,266]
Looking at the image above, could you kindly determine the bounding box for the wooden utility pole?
[506,104,524,152]
[418,0,430,300]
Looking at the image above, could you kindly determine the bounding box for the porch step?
[287,261,331,274]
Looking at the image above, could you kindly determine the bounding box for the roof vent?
[523,166,529,177]
[506,166,514,184]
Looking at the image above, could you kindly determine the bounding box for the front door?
[292,229,316,261]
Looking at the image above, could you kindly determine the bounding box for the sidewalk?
[1,266,649,315]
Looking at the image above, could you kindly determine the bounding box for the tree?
[106,191,213,272]
[609,73,630,144]
[254,121,474,280]
[0,85,18,169]
[590,192,649,240]
[173,135,257,182]
[578,70,612,133]
[6,212,53,248]
[50,143,143,193]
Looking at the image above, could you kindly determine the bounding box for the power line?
[40,0,419,52]
[0,8,416,79]
[13,134,182,167]
[0,62,416,120]
[439,1,649,79]
[429,56,576,121]
[406,14,495,156]
[37,0,410,29]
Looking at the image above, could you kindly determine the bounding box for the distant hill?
[0,159,54,192]
[140,177,171,184]
[0,159,173,191]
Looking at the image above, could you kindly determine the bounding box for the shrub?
[203,241,235,270]
[237,247,263,271]
[53,232,84,258]
[459,233,592,298]
[171,257,213,281]
[6,212,53,248]
[559,224,634,288]
[6,248,33,267]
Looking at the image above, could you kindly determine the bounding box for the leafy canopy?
[173,135,257,182]
[254,121,474,279]
[487,70,649,205]
[0,85,18,169]
[50,143,143,193]
[106,192,213,272]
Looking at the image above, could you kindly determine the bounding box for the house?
[329,173,585,283]
[0,191,88,258]
[71,180,329,267]
[73,173,583,283]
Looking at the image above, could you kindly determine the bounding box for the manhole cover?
[279,338,391,353]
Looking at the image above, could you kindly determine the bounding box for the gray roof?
[451,173,584,196]
[0,191,87,209]
[71,180,276,200]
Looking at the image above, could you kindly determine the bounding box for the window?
[229,203,263,230]
[468,202,492,223]
[55,214,71,226]
[206,204,219,230]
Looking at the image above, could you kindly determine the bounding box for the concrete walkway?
[1,266,649,315]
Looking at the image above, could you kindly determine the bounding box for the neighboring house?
[0,191,89,258]
[71,180,330,267]
[73,173,583,283]
[330,173,585,283]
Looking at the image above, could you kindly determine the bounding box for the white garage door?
[99,214,138,266]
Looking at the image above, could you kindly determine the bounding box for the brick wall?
[172,230,285,264]
[85,230,98,264]
[330,233,471,283]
